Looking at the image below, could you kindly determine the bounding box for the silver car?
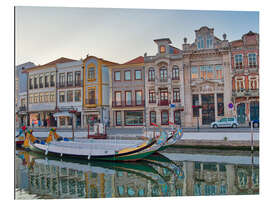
[211,117,239,128]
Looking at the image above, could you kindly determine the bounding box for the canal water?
[15,148,259,199]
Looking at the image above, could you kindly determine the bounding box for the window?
[29,78,33,89]
[148,68,155,81]
[206,35,213,48]
[160,88,168,105]
[50,73,55,87]
[161,111,169,125]
[67,90,73,102]
[59,91,65,103]
[34,76,38,89]
[29,94,33,104]
[115,92,121,106]
[43,93,47,102]
[197,36,204,49]
[172,66,179,80]
[235,54,243,69]
[59,73,65,87]
[34,94,39,103]
[200,66,213,80]
[215,66,223,80]
[135,70,142,80]
[45,73,49,87]
[248,53,257,68]
[191,67,199,79]
[192,94,199,117]
[125,91,132,106]
[67,72,73,86]
[149,90,156,103]
[88,88,96,104]
[160,45,166,53]
[75,71,81,86]
[39,93,44,103]
[124,71,131,80]
[115,111,121,126]
[135,91,142,105]
[114,71,121,81]
[150,111,156,125]
[174,110,181,125]
[75,90,81,102]
[50,92,55,102]
[39,74,43,88]
[88,67,96,81]
[236,78,245,91]
[250,77,258,90]
[173,88,180,102]
[124,111,143,126]
[160,67,167,82]
[217,94,224,116]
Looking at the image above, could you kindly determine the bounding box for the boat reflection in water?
[15,150,259,199]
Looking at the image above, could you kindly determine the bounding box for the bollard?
[251,121,254,152]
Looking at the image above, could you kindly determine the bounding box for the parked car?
[211,117,239,128]
[249,120,259,128]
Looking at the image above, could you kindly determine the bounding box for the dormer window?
[160,45,166,53]
[206,35,213,48]
[197,36,204,49]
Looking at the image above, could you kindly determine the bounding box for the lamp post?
[192,105,202,132]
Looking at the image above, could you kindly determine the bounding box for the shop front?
[124,111,144,126]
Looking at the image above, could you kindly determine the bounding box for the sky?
[15,6,259,65]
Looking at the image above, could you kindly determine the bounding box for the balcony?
[85,99,97,105]
[158,100,170,106]
[112,100,145,108]
[57,80,83,88]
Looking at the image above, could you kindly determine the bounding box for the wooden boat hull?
[29,139,162,161]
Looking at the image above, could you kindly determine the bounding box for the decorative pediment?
[191,80,224,93]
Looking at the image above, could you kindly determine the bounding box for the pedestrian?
[38,119,41,127]
[44,119,47,127]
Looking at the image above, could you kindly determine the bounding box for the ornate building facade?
[230,31,259,126]
[182,26,232,127]
[144,38,184,127]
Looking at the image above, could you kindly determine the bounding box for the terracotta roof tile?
[122,56,144,65]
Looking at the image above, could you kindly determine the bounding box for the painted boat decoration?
[70,122,184,151]
[15,126,28,147]
[24,127,168,161]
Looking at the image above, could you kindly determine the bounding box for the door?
[202,94,215,125]
[237,103,246,124]
[250,101,259,121]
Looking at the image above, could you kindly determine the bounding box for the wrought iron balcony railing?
[112,100,145,107]
[57,80,83,88]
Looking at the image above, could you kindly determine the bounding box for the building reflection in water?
[15,150,259,199]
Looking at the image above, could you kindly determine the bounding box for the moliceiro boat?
[73,122,184,152]
[25,127,169,161]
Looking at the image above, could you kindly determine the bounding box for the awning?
[53,112,73,118]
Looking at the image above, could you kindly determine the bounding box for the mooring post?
[251,121,254,152]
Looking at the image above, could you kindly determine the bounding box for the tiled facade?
[144,39,184,127]
[56,60,83,128]
[17,26,260,128]
[108,56,145,128]
[230,31,259,125]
